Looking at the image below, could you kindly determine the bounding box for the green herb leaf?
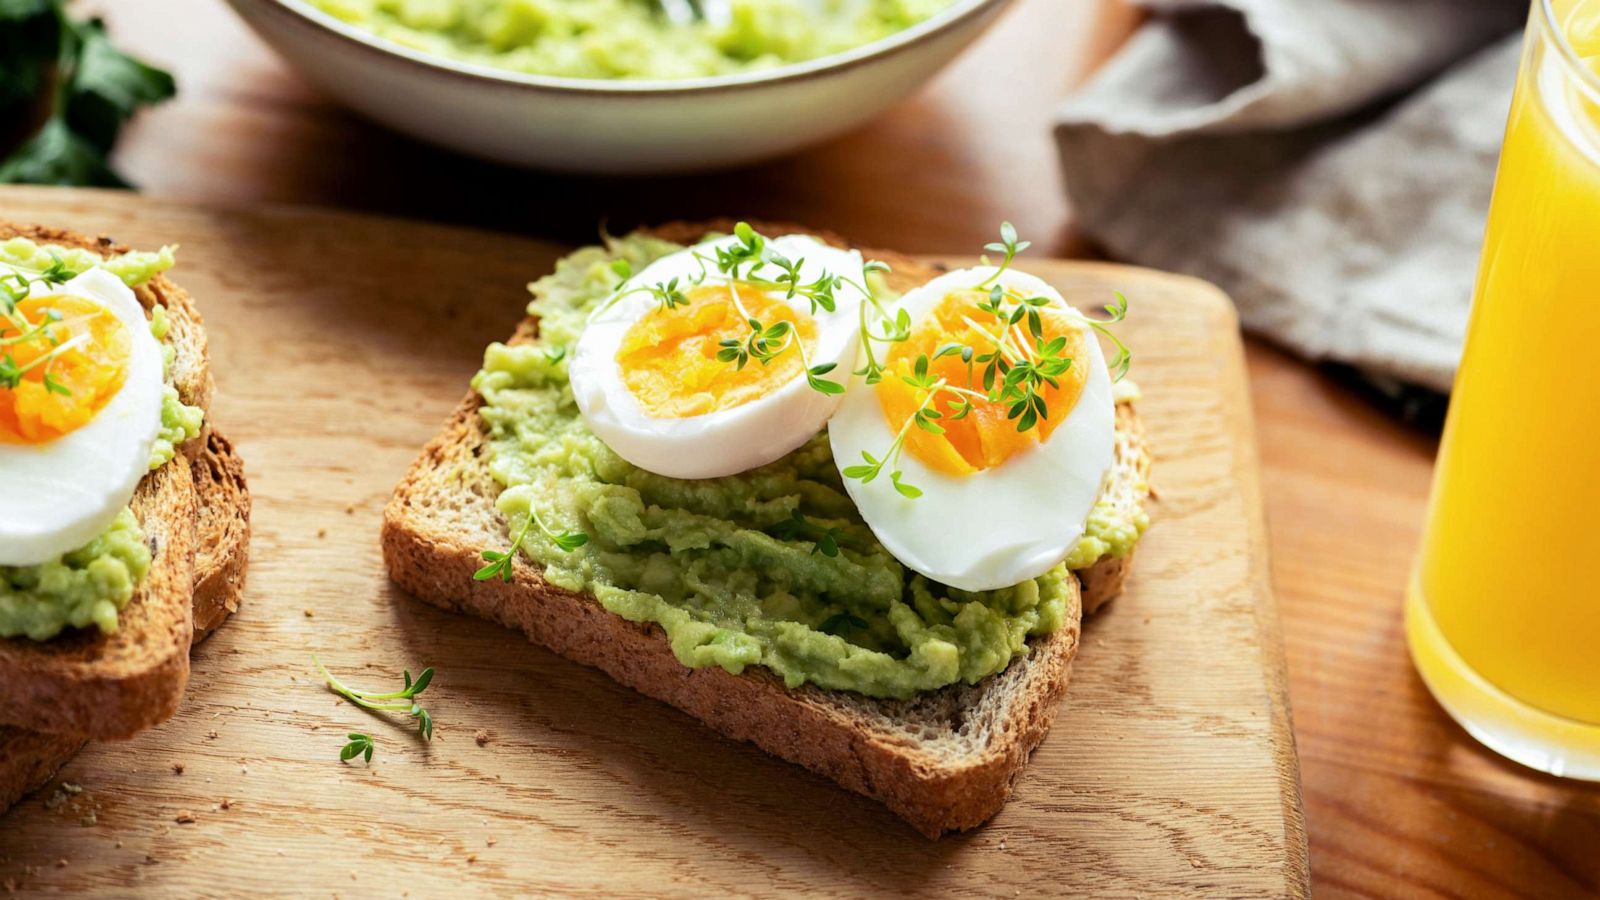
[340,732,375,764]
[64,16,175,154]
[891,471,923,499]
[0,5,175,189]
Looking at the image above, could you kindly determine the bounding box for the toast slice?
[0,224,213,739]
[0,429,251,813]
[383,224,1152,837]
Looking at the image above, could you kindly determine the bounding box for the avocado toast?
[0,225,250,811]
[384,221,1150,837]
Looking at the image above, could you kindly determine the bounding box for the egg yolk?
[616,283,818,418]
[877,290,1089,476]
[0,294,132,445]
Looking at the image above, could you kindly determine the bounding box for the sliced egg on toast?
[828,266,1115,592]
[570,234,869,479]
[0,268,166,566]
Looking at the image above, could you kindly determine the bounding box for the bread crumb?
[474,730,490,747]
[220,798,232,810]
[54,859,66,869]
[998,838,1007,851]
[304,608,315,618]
[486,837,497,847]
[175,810,196,824]
[466,854,477,864]
[206,730,218,740]
[80,812,97,827]
[114,840,122,849]
[317,527,327,538]
[171,763,184,775]
[345,504,356,514]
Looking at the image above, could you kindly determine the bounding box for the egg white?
[0,269,166,567]
[570,235,869,479]
[827,267,1116,592]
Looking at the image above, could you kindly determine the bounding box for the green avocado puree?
[0,239,203,641]
[473,235,1142,699]
[307,0,950,81]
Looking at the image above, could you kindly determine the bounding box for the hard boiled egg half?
[570,234,869,479]
[828,267,1116,592]
[0,268,166,566]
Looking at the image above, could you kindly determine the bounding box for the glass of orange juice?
[1407,0,1600,778]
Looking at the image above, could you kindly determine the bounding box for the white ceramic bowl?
[225,0,1013,175]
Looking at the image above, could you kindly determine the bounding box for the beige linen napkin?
[1056,0,1528,394]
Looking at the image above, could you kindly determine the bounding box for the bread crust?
[192,430,251,639]
[383,223,1151,836]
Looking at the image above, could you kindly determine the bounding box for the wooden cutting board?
[0,186,1308,897]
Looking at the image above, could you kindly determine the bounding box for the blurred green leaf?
[0,2,174,187]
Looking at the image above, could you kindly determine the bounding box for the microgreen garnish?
[978,221,1030,290]
[38,254,73,285]
[650,277,689,311]
[1087,291,1133,381]
[0,262,92,397]
[340,732,375,764]
[543,344,567,365]
[819,611,869,635]
[770,509,847,557]
[475,503,589,583]
[314,656,436,741]
[840,373,946,499]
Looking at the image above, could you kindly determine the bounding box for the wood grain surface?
[22,0,1600,895]
[0,187,1305,897]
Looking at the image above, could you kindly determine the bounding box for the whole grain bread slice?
[0,429,251,813]
[0,224,214,739]
[383,224,1152,837]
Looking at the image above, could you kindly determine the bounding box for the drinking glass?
[1407,0,1600,778]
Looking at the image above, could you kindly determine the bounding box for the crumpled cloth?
[1055,0,1531,393]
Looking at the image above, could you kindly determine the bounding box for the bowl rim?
[248,0,1009,96]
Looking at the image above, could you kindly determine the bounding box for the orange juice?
[1407,0,1600,777]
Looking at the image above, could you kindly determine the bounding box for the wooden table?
[44,0,1600,895]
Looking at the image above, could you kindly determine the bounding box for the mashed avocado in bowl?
[228,0,1010,172]
[304,0,952,80]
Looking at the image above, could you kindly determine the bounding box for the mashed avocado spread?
[0,238,203,641]
[473,235,1144,699]
[307,0,950,81]
[0,510,151,640]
